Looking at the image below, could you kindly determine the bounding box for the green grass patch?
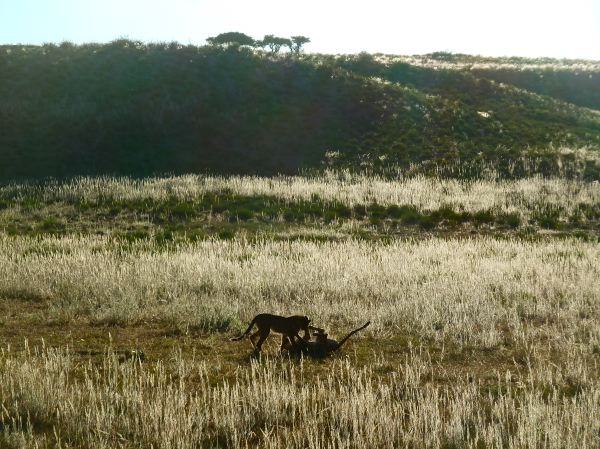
[39,217,66,233]
[499,212,521,229]
[532,207,563,230]
[4,188,600,241]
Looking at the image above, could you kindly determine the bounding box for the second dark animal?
[284,321,371,358]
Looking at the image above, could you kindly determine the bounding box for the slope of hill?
[1,41,599,181]
[361,52,600,110]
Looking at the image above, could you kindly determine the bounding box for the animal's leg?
[253,329,270,353]
[289,333,308,354]
[249,330,261,349]
[280,335,293,352]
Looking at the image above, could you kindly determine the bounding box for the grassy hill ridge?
[344,52,600,110]
[1,41,599,181]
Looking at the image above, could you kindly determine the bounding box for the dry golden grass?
[1,173,599,448]
[371,54,600,72]
[0,234,598,350]
[1,343,598,449]
[2,173,599,219]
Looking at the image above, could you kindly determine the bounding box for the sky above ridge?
[1,0,599,59]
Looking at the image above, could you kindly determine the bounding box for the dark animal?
[284,321,370,358]
[230,313,311,354]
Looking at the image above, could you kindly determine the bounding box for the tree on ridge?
[290,36,310,54]
[206,32,256,47]
[259,35,292,54]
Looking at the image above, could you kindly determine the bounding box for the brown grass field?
[1,175,599,448]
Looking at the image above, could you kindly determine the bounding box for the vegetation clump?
[0,41,598,181]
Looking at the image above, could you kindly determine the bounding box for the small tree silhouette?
[206,32,255,47]
[290,36,310,54]
[259,35,292,54]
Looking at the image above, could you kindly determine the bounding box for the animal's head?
[301,315,311,339]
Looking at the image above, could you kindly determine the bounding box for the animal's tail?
[230,317,258,341]
[335,321,371,350]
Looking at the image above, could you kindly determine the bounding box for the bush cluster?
[1,41,598,181]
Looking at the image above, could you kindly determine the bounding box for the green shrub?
[533,208,561,229]
[323,211,337,222]
[229,208,253,222]
[473,210,495,225]
[235,197,265,213]
[569,211,583,226]
[501,213,521,228]
[433,206,464,225]
[39,217,66,233]
[5,223,19,235]
[171,202,196,219]
[537,216,560,229]
[108,206,122,216]
[283,211,297,222]
[386,205,402,218]
[122,229,150,241]
[21,197,40,211]
[211,203,226,214]
[400,207,422,225]
[305,204,323,217]
[418,215,436,229]
[333,204,352,218]
[368,203,387,219]
[156,229,174,243]
[369,216,382,226]
[218,229,235,240]
[578,203,600,220]
[352,205,368,218]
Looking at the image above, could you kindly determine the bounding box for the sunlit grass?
[1,344,598,449]
[2,173,599,222]
[1,173,599,448]
[1,234,598,350]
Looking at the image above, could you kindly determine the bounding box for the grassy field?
[1,175,599,448]
[1,174,599,241]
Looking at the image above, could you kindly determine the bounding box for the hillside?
[355,52,600,110]
[1,41,599,181]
